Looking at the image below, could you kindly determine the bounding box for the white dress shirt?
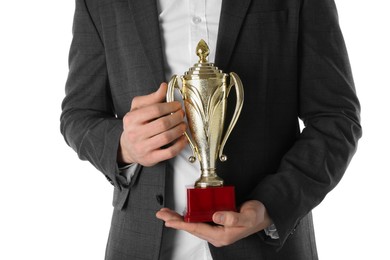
[157,1,222,259]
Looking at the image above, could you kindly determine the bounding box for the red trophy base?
[184,186,236,223]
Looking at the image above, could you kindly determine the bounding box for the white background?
[0,0,389,259]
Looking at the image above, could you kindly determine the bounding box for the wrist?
[117,133,134,165]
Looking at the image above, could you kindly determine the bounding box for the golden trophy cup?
[167,40,244,222]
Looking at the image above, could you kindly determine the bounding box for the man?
[61,0,362,259]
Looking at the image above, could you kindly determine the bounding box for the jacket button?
[156,195,164,205]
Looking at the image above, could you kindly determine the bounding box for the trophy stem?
[194,169,224,188]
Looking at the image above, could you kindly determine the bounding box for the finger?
[144,121,186,149]
[158,208,172,213]
[142,109,185,138]
[131,83,168,111]
[123,101,182,129]
[156,208,182,221]
[213,211,255,228]
[144,135,187,165]
[134,101,183,125]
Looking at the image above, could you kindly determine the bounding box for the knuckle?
[164,146,177,158]
[131,96,141,108]
[180,122,187,132]
[174,111,185,123]
[172,102,182,112]
[155,132,171,146]
[150,105,163,116]
[123,112,132,125]
[156,118,171,131]
[172,100,181,107]
[172,123,185,136]
[225,214,239,226]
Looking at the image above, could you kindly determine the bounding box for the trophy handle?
[218,72,244,162]
[167,75,199,163]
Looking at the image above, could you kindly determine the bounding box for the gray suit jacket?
[61,0,362,259]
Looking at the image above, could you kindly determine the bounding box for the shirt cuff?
[264,224,280,239]
[118,163,138,183]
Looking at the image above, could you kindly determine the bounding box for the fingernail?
[214,213,224,224]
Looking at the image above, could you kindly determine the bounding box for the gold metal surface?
[167,40,244,188]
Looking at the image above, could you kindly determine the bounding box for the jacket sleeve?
[60,0,126,188]
[250,0,362,248]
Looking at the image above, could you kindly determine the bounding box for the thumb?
[152,82,168,102]
[131,83,168,110]
[213,211,243,227]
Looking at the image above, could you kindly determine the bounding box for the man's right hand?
[118,83,187,167]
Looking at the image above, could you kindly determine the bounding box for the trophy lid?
[196,39,210,63]
[184,39,224,79]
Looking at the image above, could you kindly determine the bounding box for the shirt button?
[192,16,202,24]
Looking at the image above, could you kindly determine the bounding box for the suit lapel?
[127,0,165,85]
[215,0,252,70]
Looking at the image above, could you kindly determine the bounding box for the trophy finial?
[196,39,210,63]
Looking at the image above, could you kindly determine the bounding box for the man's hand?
[118,83,187,166]
[156,200,272,247]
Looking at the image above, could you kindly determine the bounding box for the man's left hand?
[156,200,272,247]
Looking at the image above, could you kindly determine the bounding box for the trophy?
[167,40,244,222]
